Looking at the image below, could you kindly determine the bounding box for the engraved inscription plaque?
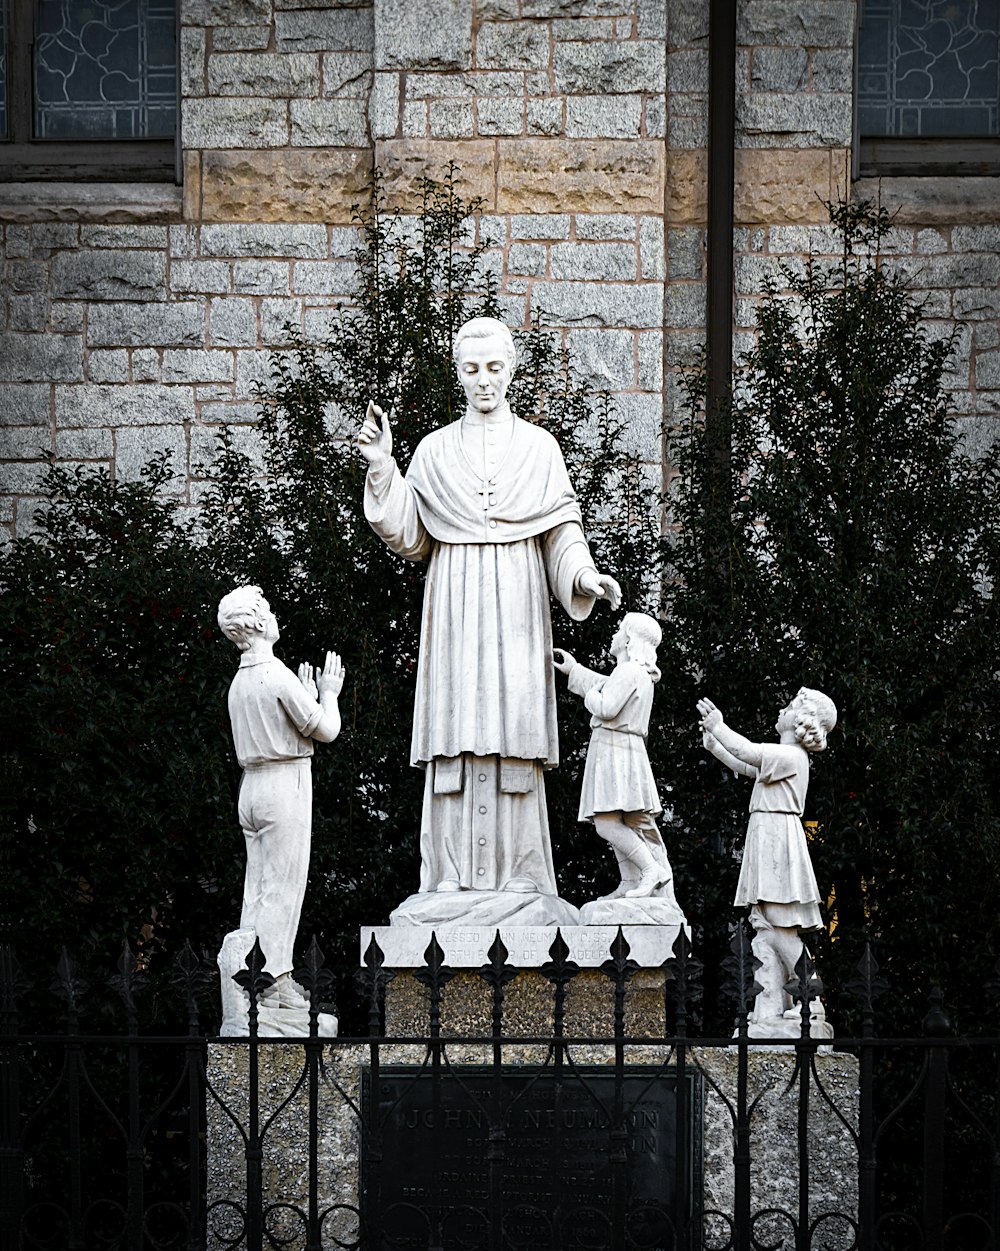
[361,1066,702,1250]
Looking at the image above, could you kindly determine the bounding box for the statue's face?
[257,599,280,645]
[456,333,513,414]
[775,692,803,735]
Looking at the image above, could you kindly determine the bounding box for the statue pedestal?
[204,926,857,1247]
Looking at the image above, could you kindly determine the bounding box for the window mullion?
[8,0,34,147]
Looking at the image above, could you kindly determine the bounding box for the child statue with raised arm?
[698,688,837,1038]
[216,585,343,1037]
[555,614,686,927]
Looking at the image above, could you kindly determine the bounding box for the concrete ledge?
[0,182,183,224]
[853,176,1000,225]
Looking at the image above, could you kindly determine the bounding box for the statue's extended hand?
[317,651,345,698]
[578,569,622,612]
[298,662,318,700]
[552,647,576,676]
[697,698,723,733]
[357,400,393,465]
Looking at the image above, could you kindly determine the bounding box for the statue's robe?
[364,409,599,894]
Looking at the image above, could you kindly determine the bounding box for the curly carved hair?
[217,585,269,652]
[791,687,838,753]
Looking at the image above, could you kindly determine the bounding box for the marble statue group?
[214,313,838,1038]
[359,316,622,928]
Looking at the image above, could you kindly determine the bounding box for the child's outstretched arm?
[554,647,607,703]
[703,729,758,778]
[697,698,764,771]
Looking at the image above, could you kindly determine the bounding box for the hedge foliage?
[3,185,997,1034]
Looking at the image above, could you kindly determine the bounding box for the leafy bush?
[654,201,1000,1032]
[0,456,234,1022]
[2,173,659,1027]
[198,172,662,1016]
[4,186,996,1036]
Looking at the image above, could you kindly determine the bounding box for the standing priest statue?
[358,316,621,926]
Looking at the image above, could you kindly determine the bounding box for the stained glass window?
[34,0,177,140]
[858,0,1000,137]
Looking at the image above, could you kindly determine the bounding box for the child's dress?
[734,742,822,931]
[567,659,661,821]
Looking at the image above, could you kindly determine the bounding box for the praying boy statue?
[216,585,343,1035]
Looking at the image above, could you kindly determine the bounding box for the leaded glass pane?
[34,0,177,140]
[858,0,1000,137]
[0,0,8,141]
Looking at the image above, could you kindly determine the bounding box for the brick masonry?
[0,0,998,538]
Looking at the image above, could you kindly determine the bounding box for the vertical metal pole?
[487,944,506,1251]
[600,931,636,1251]
[921,989,950,1251]
[672,987,690,1251]
[858,992,877,1251]
[993,995,1000,1251]
[542,930,576,1251]
[246,1000,263,1251]
[795,1043,812,1251]
[733,1016,751,1251]
[126,1022,144,1251]
[184,1024,205,1251]
[0,947,23,1251]
[706,0,737,480]
[611,964,628,1251]
[305,1025,321,1251]
[67,1028,85,1250]
[362,936,390,1251]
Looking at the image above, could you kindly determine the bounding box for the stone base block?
[205,1042,858,1249]
[383,967,674,1037]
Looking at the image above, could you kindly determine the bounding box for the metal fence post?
[173,941,209,1251]
[721,924,761,1251]
[233,938,274,1251]
[295,937,334,1251]
[922,987,951,1251]
[665,928,703,1251]
[0,946,23,1251]
[602,928,639,1251]
[358,933,393,1251]
[848,945,887,1251]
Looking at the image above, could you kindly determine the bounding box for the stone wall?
[1,0,998,539]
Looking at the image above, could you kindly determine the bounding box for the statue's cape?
[405,417,584,545]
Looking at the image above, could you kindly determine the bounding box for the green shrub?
[0,456,234,1022]
[655,200,1000,1032]
[5,187,996,1036]
[2,173,659,1027]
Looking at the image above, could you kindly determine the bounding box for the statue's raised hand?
[357,400,393,466]
[297,661,318,700]
[317,651,345,698]
[697,698,723,733]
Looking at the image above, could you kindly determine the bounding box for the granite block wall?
[0,0,997,539]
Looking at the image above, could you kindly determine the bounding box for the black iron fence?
[2,931,998,1251]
